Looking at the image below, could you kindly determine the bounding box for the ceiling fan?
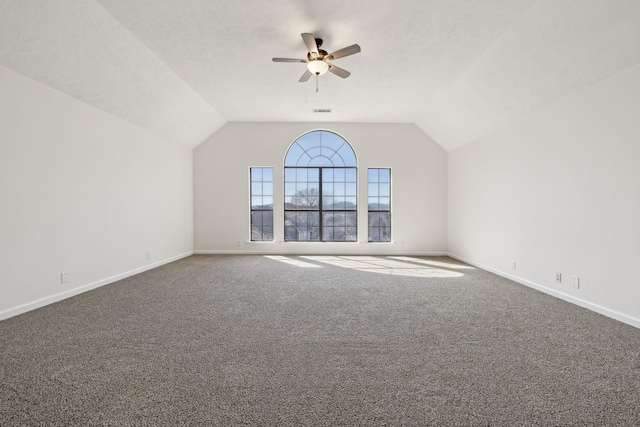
[272,33,361,88]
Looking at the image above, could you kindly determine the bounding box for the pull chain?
[316,74,319,93]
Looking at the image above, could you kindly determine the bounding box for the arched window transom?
[284,130,357,167]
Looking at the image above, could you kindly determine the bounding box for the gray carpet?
[1,255,639,426]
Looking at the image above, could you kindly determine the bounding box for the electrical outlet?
[61,272,69,284]
[511,261,516,270]
[573,277,580,289]
[556,272,562,283]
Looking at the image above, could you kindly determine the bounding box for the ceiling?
[1,0,639,150]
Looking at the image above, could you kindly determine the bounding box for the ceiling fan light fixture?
[307,60,329,76]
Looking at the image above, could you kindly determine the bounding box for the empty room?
[1,1,639,425]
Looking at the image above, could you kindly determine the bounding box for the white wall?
[0,66,194,319]
[194,122,447,255]
[448,64,640,327]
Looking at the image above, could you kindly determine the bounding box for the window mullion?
[319,168,324,241]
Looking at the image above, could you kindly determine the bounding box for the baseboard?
[195,250,448,256]
[0,251,194,321]
[448,253,640,330]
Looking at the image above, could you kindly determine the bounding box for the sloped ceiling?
[1,1,639,150]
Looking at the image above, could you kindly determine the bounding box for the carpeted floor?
[1,255,639,425]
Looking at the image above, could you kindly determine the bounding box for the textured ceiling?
[1,1,639,150]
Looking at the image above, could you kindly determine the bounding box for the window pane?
[368,169,378,182]
[379,227,391,242]
[379,169,390,182]
[252,211,263,227]
[251,196,262,209]
[309,212,320,226]
[264,211,273,225]
[346,183,357,196]
[296,132,319,151]
[285,226,296,241]
[380,212,390,226]
[345,168,357,182]
[321,131,345,151]
[322,168,333,182]
[345,212,357,226]
[322,212,334,226]
[334,168,345,182]
[332,197,345,209]
[251,168,262,181]
[307,147,322,159]
[368,212,379,226]
[309,156,332,166]
[252,182,263,196]
[368,183,378,197]
[251,208,273,241]
[285,183,295,196]
[345,197,357,209]
[307,168,319,181]
[345,227,357,241]
[295,182,308,194]
[322,197,333,209]
[297,153,311,166]
[322,226,334,241]
[334,212,346,226]
[379,197,390,209]
[379,183,390,197]
[285,168,296,182]
[285,211,297,223]
[338,145,356,166]
[319,145,336,159]
[309,227,320,241]
[329,154,345,167]
[284,143,305,166]
[263,182,273,196]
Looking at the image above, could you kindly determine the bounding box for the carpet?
[1,255,639,425]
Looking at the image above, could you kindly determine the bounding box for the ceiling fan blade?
[328,44,361,60]
[301,33,319,57]
[327,63,351,79]
[299,69,312,82]
[272,58,307,63]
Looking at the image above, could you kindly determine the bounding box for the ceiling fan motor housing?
[308,49,329,61]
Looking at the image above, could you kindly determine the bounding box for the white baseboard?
[195,249,448,256]
[0,251,194,321]
[448,253,640,330]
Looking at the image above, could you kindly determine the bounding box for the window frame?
[367,168,391,242]
[250,167,274,242]
[284,130,358,242]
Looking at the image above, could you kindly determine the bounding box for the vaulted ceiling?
[2,1,639,150]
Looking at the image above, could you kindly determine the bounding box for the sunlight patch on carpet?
[300,256,464,278]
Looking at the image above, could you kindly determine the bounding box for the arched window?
[284,130,357,241]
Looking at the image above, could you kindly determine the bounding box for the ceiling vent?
[312,108,332,113]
